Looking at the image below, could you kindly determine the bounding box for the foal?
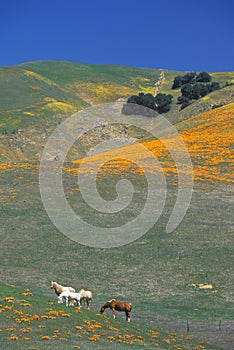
[58,291,81,307]
[100,299,132,322]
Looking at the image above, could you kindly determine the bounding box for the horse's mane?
[103,301,111,308]
[52,281,61,287]
[78,289,85,295]
[102,299,115,308]
[51,281,63,296]
[108,299,115,303]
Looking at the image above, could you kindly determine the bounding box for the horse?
[57,291,81,307]
[100,299,132,322]
[50,281,75,296]
[78,289,92,309]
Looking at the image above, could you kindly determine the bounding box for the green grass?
[16,60,163,104]
[0,60,234,349]
[0,164,233,349]
[0,66,86,112]
[0,64,88,137]
[17,60,161,88]
[0,282,225,349]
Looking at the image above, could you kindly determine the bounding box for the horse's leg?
[126,311,131,322]
[111,308,116,319]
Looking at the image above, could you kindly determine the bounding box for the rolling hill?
[0,61,233,349]
[0,61,234,162]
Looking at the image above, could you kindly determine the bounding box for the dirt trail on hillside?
[154,70,165,96]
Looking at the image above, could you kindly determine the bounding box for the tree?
[180,82,220,101]
[122,93,157,116]
[196,72,212,83]
[122,92,173,116]
[177,81,220,109]
[127,93,157,110]
[172,72,196,89]
[155,93,173,113]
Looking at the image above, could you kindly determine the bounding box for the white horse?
[57,291,81,307]
[51,280,75,296]
[78,289,92,309]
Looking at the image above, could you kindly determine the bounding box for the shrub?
[178,82,220,105]
[172,72,196,89]
[122,92,173,116]
[195,72,212,82]
[155,93,173,113]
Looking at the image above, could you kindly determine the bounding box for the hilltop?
[0,60,234,162]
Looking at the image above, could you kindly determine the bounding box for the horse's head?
[70,299,77,307]
[51,281,54,289]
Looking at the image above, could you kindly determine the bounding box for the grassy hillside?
[0,66,86,111]
[17,60,163,104]
[0,161,233,349]
[68,103,233,185]
[0,61,233,157]
[0,65,89,162]
[0,61,234,349]
[0,282,224,350]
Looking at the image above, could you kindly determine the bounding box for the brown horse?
[50,281,75,296]
[100,299,132,322]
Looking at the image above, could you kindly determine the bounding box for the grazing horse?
[58,291,81,307]
[50,281,75,296]
[78,289,92,309]
[100,299,132,322]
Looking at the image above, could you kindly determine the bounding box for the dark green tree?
[155,93,173,113]
[122,92,173,116]
[172,72,196,89]
[180,82,220,101]
[196,72,212,82]
[178,82,220,109]
[122,93,157,116]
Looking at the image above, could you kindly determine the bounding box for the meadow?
[1,281,226,350]
[0,155,233,348]
[0,61,233,349]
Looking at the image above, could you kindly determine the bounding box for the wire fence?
[133,313,234,350]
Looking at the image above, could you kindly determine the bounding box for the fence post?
[186,318,190,332]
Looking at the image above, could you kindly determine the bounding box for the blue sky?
[1,0,233,71]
